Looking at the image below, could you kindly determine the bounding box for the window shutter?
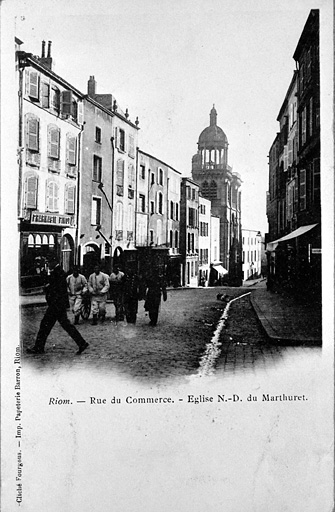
[61,90,73,116]
[116,159,124,186]
[288,139,293,166]
[54,183,59,211]
[128,134,134,158]
[25,175,38,208]
[46,182,51,211]
[49,127,60,158]
[91,199,97,225]
[66,186,75,214]
[283,145,288,171]
[28,71,39,100]
[115,127,119,149]
[41,82,49,108]
[67,136,76,165]
[77,101,84,125]
[27,116,39,151]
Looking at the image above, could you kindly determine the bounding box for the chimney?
[88,76,96,97]
[40,40,53,70]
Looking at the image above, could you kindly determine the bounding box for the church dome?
[198,106,228,149]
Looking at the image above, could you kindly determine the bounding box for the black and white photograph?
[1,0,334,510]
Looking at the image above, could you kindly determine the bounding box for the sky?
[6,0,331,233]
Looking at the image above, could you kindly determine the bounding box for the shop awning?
[213,265,228,276]
[266,224,318,252]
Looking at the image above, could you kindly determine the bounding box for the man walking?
[123,269,140,324]
[109,266,125,321]
[27,259,89,355]
[88,264,110,325]
[144,272,167,326]
[66,266,88,324]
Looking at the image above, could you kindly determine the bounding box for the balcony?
[26,150,40,167]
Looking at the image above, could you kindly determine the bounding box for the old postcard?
[1,0,334,511]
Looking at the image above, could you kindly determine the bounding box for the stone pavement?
[248,280,322,345]
[19,280,322,345]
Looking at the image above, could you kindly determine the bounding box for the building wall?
[198,196,211,285]
[242,229,262,280]
[266,10,321,299]
[79,98,114,274]
[180,178,199,287]
[17,51,83,282]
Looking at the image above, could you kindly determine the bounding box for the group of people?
[27,260,167,355]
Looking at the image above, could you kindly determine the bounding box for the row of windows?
[242,251,259,264]
[139,165,165,185]
[92,157,135,198]
[187,233,196,253]
[186,186,198,200]
[25,114,77,167]
[26,70,82,124]
[24,174,76,214]
[300,97,320,147]
[138,192,176,217]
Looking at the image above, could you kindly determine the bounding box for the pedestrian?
[27,258,89,355]
[123,269,140,324]
[66,266,88,324]
[88,264,110,325]
[144,273,167,326]
[109,266,125,321]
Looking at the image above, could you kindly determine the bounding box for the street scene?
[21,280,321,382]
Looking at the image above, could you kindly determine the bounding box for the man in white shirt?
[88,264,110,325]
[66,266,88,325]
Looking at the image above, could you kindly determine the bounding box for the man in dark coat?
[144,273,167,326]
[27,259,89,355]
[123,270,140,324]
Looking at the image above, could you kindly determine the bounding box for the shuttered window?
[67,135,76,165]
[61,90,73,116]
[128,134,135,158]
[46,181,59,212]
[25,174,38,209]
[51,87,60,112]
[26,115,39,151]
[41,82,49,108]
[48,125,60,159]
[299,169,306,211]
[128,163,135,189]
[91,197,101,225]
[93,155,102,181]
[116,159,124,195]
[65,185,76,214]
[28,71,39,100]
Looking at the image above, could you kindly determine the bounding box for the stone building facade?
[17,41,84,291]
[266,10,321,300]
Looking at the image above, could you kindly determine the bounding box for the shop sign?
[31,212,75,227]
[311,248,321,254]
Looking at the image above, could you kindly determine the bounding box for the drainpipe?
[135,146,139,247]
[110,135,115,263]
[76,123,85,266]
[17,65,24,219]
[166,177,169,247]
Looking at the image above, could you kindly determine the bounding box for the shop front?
[19,212,76,294]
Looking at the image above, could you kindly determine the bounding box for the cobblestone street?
[21,287,321,382]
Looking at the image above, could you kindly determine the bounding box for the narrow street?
[21,287,321,382]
